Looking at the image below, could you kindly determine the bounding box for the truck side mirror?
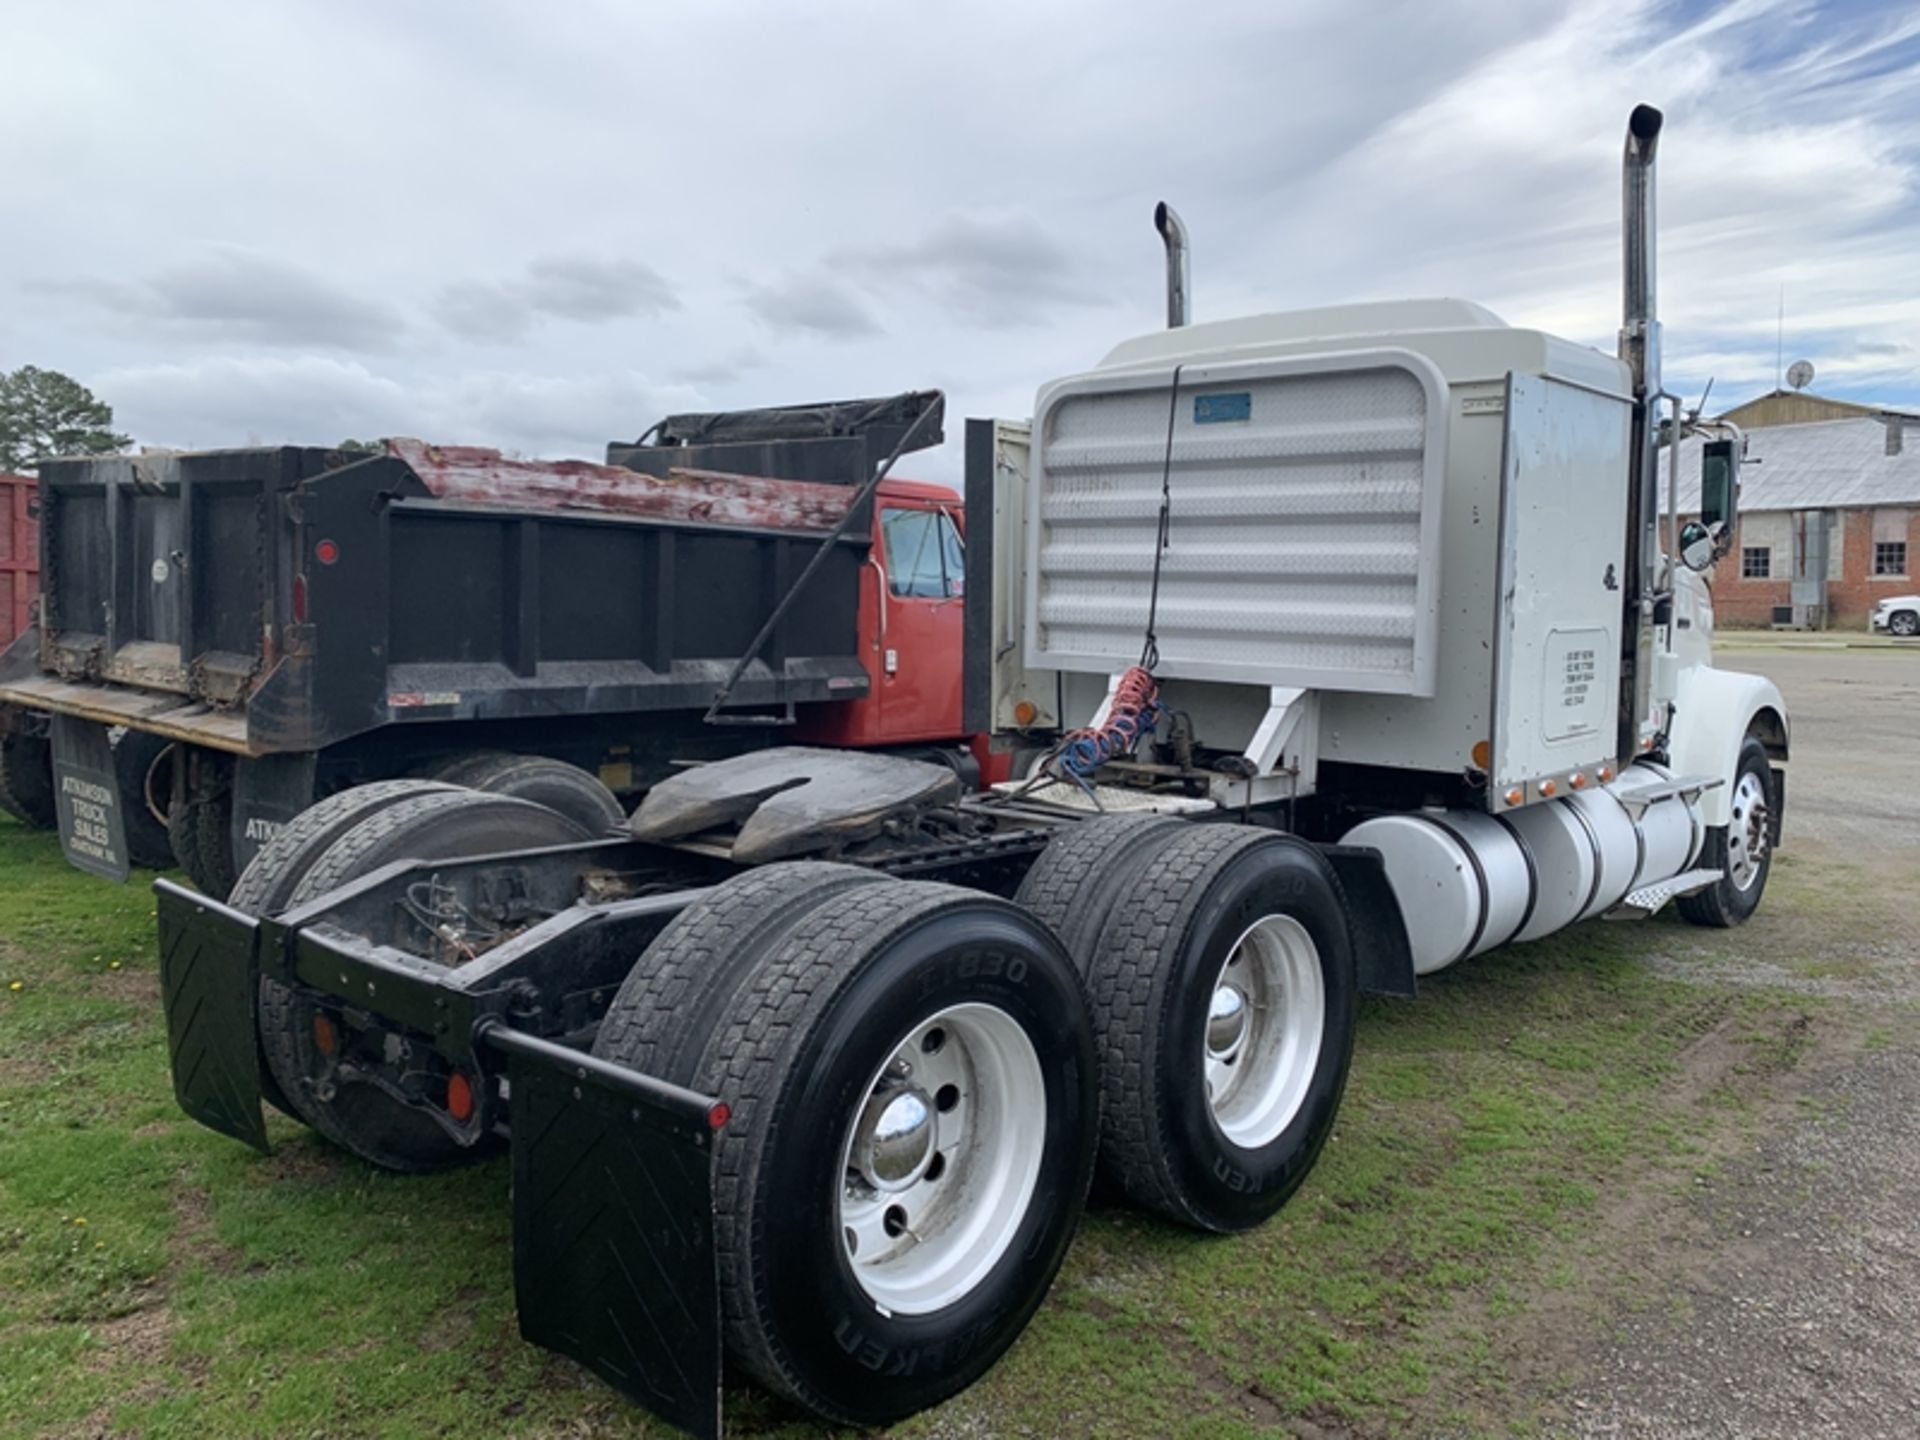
[1678,520,1718,573]
[1699,438,1738,531]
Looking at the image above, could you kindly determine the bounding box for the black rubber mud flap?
[155,878,271,1153]
[490,1027,723,1440]
[1319,844,1419,999]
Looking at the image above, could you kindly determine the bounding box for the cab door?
[871,500,966,742]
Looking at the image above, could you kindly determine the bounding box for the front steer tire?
[597,878,1098,1427]
[1677,736,1776,929]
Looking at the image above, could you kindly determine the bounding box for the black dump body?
[0,395,943,759]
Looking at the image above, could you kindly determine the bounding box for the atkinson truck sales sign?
[50,715,130,882]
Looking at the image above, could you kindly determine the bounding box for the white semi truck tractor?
[154,104,1785,1436]
[986,101,1785,959]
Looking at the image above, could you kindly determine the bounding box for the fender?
[1666,664,1788,828]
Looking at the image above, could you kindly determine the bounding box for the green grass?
[0,811,1848,1439]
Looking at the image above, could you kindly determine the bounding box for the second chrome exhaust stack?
[1154,201,1190,328]
[1619,104,1664,402]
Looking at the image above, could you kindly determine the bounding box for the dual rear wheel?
[1016,817,1358,1232]
[591,865,1098,1426]
[233,790,1354,1426]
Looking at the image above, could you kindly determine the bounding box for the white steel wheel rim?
[837,1002,1046,1316]
[1204,914,1325,1150]
[1727,770,1770,892]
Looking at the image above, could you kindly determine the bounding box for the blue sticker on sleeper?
[1193,391,1251,424]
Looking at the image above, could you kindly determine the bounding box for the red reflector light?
[311,1012,339,1057]
[291,573,308,623]
[315,538,341,566]
[707,1102,731,1131]
[447,1071,475,1123]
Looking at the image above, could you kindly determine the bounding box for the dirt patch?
[1079,1293,1304,1432]
[419,1285,490,1354]
[168,1178,250,1276]
[0,1053,57,1084]
[88,966,160,1006]
[260,1139,343,1184]
[85,1300,176,1371]
[40,1406,123,1440]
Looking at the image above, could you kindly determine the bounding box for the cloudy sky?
[4,0,1917,482]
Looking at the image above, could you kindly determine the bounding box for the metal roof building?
[1666,416,1920,515]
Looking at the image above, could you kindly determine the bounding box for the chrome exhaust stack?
[1154,201,1190,328]
[1615,103,1666,764]
[1619,104,1664,401]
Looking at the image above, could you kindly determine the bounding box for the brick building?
[1669,398,1920,628]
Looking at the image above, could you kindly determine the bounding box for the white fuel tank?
[1342,764,1705,974]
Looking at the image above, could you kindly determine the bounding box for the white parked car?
[1871,595,1920,637]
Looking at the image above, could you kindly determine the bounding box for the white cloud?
[2,0,1915,473]
[96,354,698,460]
[31,248,403,351]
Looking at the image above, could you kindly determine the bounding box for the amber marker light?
[312,1012,339,1057]
[1539,779,1558,798]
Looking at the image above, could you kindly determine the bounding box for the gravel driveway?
[1554,644,1920,1439]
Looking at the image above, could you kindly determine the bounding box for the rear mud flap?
[489,1028,723,1440]
[155,880,270,1153]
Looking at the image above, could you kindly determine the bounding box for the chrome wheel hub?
[837,1002,1045,1315]
[1203,914,1326,1150]
[854,1086,936,1192]
[1207,985,1250,1061]
[1727,769,1770,892]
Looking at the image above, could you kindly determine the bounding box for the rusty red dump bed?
[0,439,879,756]
[388,439,854,532]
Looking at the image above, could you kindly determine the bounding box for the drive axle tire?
[1083,824,1357,1233]
[0,729,55,829]
[260,790,590,1172]
[591,862,889,1083]
[598,879,1097,1427]
[1677,737,1775,929]
[228,781,462,1120]
[1014,813,1188,966]
[229,780,462,913]
[423,751,626,834]
[167,750,239,896]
